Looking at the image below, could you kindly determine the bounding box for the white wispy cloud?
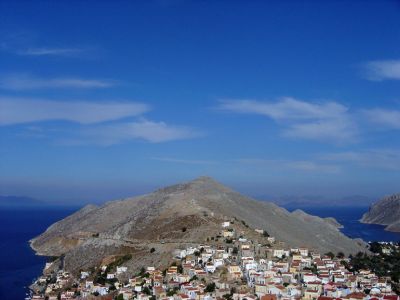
[218,97,357,143]
[283,119,357,142]
[233,158,340,173]
[0,32,85,57]
[0,74,116,90]
[17,47,85,57]
[320,149,400,171]
[363,59,400,81]
[0,97,150,125]
[151,157,217,165]
[218,97,347,120]
[64,120,201,145]
[363,108,400,129]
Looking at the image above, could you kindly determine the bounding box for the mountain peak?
[154,176,230,196]
[191,175,217,183]
[189,176,228,188]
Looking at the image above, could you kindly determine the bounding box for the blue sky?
[0,0,399,204]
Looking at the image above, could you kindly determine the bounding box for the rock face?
[361,193,400,232]
[323,217,344,229]
[31,176,367,273]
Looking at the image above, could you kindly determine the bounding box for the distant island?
[361,193,400,232]
[269,194,374,208]
[0,195,44,208]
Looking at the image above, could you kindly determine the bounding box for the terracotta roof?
[383,296,398,300]
[344,292,366,299]
[261,295,277,300]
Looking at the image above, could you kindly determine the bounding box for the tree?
[116,294,124,300]
[177,264,183,274]
[325,252,335,259]
[143,287,151,295]
[369,242,382,254]
[223,288,236,300]
[337,252,345,259]
[167,289,176,296]
[223,294,232,300]
[139,267,146,276]
[182,227,187,232]
[150,247,156,253]
[205,282,216,293]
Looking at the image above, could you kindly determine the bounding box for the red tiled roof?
[383,296,398,300]
[261,295,277,300]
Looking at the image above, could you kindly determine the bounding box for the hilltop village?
[30,219,399,300]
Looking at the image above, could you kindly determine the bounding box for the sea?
[284,206,400,242]
[0,207,78,299]
[1,206,400,299]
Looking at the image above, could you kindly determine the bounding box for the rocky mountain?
[361,193,400,232]
[31,176,367,274]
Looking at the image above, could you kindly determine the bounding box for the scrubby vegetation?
[347,242,400,294]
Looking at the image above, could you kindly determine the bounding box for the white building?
[117,266,128,274]
[222,221,230,227]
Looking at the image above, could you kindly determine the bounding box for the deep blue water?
[1,206,400,299]
[285,206,400,243]
[0,207,78,300]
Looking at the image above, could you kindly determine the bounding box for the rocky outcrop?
[31,176,368,273]
[361,193,400,232]
[323,217,344,229]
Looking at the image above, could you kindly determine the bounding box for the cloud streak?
[0,31,87,57]
[0,74,117,90]
[320,149,400,171]
[218,97,357,143]
[218,98,347,120]
[64,120,201,145]
[16,47,85,57]
[363,59,400,81]
[233,158,340,173]
[363,108,400,130]
[151,157,217,165]
[283,119,357,142]
[0,98,201,145]
[0,97,150,125]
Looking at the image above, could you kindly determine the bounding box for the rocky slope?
[31,177,367,274]
[361,193,400,232]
